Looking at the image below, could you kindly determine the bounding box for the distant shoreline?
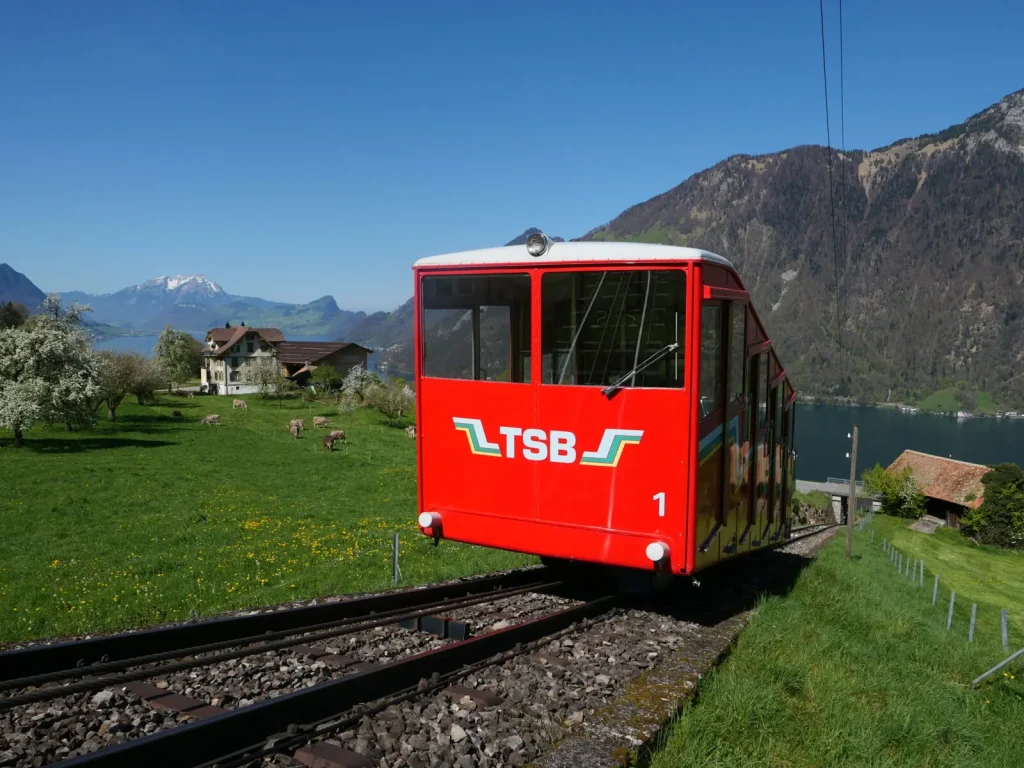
[796,395,1021,421]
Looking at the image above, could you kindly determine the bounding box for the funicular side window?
[541,269,685,387]
[699,303,723,417]
[421,274,531,382]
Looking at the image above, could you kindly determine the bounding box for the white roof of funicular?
[413,241,734,269]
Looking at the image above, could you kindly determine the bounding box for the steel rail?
[0,567,548,682]
[0,578,556,693]
[783,523,839,544]
[0,580,560,711]
[58,595,619,768]
[203,607,613,768]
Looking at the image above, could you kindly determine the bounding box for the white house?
[200,325,371,396]
[201,325,283,395]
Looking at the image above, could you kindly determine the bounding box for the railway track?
[1,530,840,768]
[0,568,618,767]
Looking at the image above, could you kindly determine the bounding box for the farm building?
[200,325,370,395]
[276,341,371,385]
[887,450,990,528]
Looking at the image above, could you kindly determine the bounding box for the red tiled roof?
[887,450,990,508]
[275,341,370,364]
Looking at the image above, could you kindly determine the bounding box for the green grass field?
[0,394,535,643]
[916,387,999,415]
[649,529,1024,768]
[871,514,1024,639]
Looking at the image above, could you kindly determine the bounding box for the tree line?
[0,295,203,446]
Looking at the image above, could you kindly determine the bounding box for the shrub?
[310,366,342,396]
[862,464,925,519]
[959,463,1024,548]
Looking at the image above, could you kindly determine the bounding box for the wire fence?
[876,532,1011,651]
[868,528,1019,684]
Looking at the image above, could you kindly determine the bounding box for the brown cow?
[313,416,332,428]
[289,424,300,439]
[201,414,220,425]
[322,435,337,451]
[327,429,346,443]
[232,399,248,410]
[406,425,416,439]
[289,419,305,430]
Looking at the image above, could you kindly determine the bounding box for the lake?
[795,403,1024,481]
[92,334,166,355]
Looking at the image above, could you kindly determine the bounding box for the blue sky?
[2,0,1022,312]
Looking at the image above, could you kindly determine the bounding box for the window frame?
[537,265,689,391]
[416,264,693,389]
[418,269,534,385]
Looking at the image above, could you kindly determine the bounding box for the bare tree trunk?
[108,406,117,422]
[65,423,73,432]
[13,428,23,447]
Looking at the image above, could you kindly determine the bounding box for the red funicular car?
[413,233,795,578]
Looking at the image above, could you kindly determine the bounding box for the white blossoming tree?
[342,363,378,401]
[0,294,103,445]
[365,381,414,426]
[154,325,202,392]
[97,351,145,421]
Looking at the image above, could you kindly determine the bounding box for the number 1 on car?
[653,491,666,517]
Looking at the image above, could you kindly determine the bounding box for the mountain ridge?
[579,88,1024,407]
[0,263,46,310]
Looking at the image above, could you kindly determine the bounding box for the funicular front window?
[421,274,531,382]
[541,269,686,387]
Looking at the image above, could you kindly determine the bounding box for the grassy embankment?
[648,524,1024,768]
[871,514,1024,639]
[792,489,831,510]
[0,394,535,643]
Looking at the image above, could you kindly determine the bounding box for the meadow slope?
[0,394,534,643]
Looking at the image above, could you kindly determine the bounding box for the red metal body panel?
[412,249,795,576]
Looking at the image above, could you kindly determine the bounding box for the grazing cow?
[232,399,248,410]
[170,409,183,418]
[313,416,332,428]
[322,435,336,451]
[289,424,300,440]
[406,425,416,439]
[328,429,346,443]
[201,414,220,425]
[289,419,305,430]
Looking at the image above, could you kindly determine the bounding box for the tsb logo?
[452,417,643,467]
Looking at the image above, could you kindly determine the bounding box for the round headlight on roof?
[525,232,549,257]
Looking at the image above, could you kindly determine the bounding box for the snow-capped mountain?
[58,273,368,339]
[139,275,225,298]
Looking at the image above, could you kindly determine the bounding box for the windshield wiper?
[601,343,679,398]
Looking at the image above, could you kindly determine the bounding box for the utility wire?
[839,0,849,386]
[818,0,845,384]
